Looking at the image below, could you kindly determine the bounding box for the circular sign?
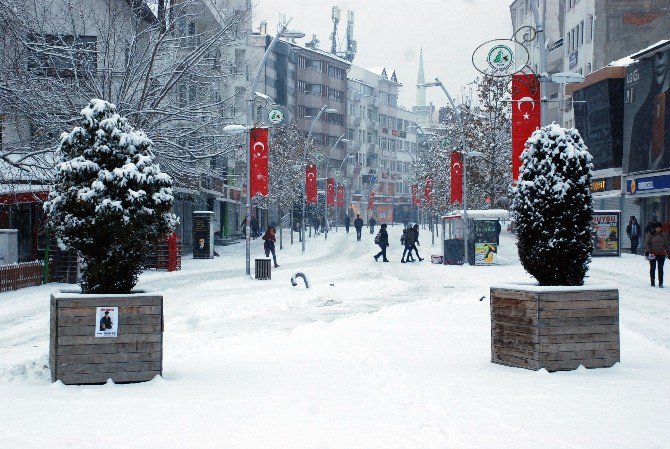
[342,179,349,187]
[268,109,284,125]
[334,170,341,177]
[440,137,451,149]
[472,39,528,77]
[315,153,324,162]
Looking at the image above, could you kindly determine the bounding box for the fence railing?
[0,260,45,293]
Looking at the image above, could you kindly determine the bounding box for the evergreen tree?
[511,123,594,286]
[45,99,177,294]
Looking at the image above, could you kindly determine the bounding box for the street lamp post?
[335,152,353,231]
[301,105,337,253]
[418,77,471,264]
[323,133,347,240]
[244,19,304,275]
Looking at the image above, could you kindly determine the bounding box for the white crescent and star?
[517,96,536,121]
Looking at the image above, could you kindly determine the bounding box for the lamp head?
[417,82,440,88]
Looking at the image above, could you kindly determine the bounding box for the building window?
[26,34,97,78]
[299,56,306,69]
[298,81,306,94]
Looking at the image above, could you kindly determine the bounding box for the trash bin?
[443,239,464,265]
[255,258,271,280]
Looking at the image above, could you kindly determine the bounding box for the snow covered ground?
[1,226,669,448]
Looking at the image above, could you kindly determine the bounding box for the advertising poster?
[95,307,118,337]
[474,243,498,265]
[591,211,620,257]
[626,47,670,173]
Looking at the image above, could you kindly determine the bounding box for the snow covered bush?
[511,124,593,286]
[45,99,178,294]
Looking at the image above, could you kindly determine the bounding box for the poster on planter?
[474,243,498,266]
[591,210,621,257]
[95,307,118,337]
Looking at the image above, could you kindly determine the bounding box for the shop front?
[625,173,670,234]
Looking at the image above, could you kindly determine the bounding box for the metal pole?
[434,77,470,265]
[244,19,292,275]
[302,105,328,253]
[530,1,547,126]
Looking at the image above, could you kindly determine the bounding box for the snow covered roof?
[442,209,510,220]
[630,39,670,60]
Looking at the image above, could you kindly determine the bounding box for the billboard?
[625,47,670,173]
[591,211,621,257]
[573,79,624,170]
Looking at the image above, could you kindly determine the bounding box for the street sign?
[342,179,349,186]
[268,108,284,125]
[334,170,341,177]
[472,38,528,77]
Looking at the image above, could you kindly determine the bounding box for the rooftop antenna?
[331,6,341,56]
[345,10,357,62]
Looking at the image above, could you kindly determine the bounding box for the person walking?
[401,227,415,263]
[373,223,390,262]
[410,224,424,261]
[369,216,377,234]
[626,216,642,255]
[262,226,279,268]
[344,214,351,233]
[644,221,668,287]
[250,215,259,239]
[354,214,364,241]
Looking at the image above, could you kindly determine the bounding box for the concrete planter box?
[50,290,163,384]
[490,285,620,372]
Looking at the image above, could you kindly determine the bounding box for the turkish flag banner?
[512,74,541,182]
[326,178,335,206]
[424,178,433,205]
[336,185,344,207]
[368,191,375,210]
[306,164,318,204]
[249,128,269,198]
[450,151,463,205]
[411,183,420,206]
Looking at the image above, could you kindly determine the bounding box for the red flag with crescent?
[450,151,463,205]
[249,128,269,197]
[326,177,335,206]
[306,164,317,204]
[336,185,344,207]
[411,183,420,206]
[368,191,375,210]
[512,74,541,182]
[424,177,433,205]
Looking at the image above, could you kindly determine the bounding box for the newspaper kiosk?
[442,209,510,265]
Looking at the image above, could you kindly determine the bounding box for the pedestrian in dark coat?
[644,222,668,287]
[410,223,424,261]
[354,214,364,241]
[250,215,259,239]
[401,227,415,263]
[626,216,642,255]
[344,215,351,233]
[369,216,377,234]
[373,224,390,262]
[262,226,279,268]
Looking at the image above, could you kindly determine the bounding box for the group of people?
[627,215,668,288]
[370,222,423,263]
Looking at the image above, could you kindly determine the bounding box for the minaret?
[416,47,427,107]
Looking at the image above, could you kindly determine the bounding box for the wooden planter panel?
[491,287,620,372]
[50,292,163,385]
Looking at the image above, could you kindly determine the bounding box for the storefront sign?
[591,179,607,192]
[626,174,670,194]
[591,211,621,257]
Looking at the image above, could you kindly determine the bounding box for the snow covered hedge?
[511,124,593,286]
[45,99,178,294]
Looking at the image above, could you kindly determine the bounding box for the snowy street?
[1,227,670,448]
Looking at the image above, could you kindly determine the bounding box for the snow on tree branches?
[511,123,594,286]
[45,99,178,294]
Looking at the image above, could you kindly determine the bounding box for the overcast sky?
[253,0,513,109]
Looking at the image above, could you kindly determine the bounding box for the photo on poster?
[95,307,118,337]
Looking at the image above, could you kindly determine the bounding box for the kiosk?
[441,209,510,265]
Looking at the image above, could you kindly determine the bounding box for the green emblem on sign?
[268,109,284,125]
[487,45,514,71]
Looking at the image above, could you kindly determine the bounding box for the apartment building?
[347,65,418,223]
